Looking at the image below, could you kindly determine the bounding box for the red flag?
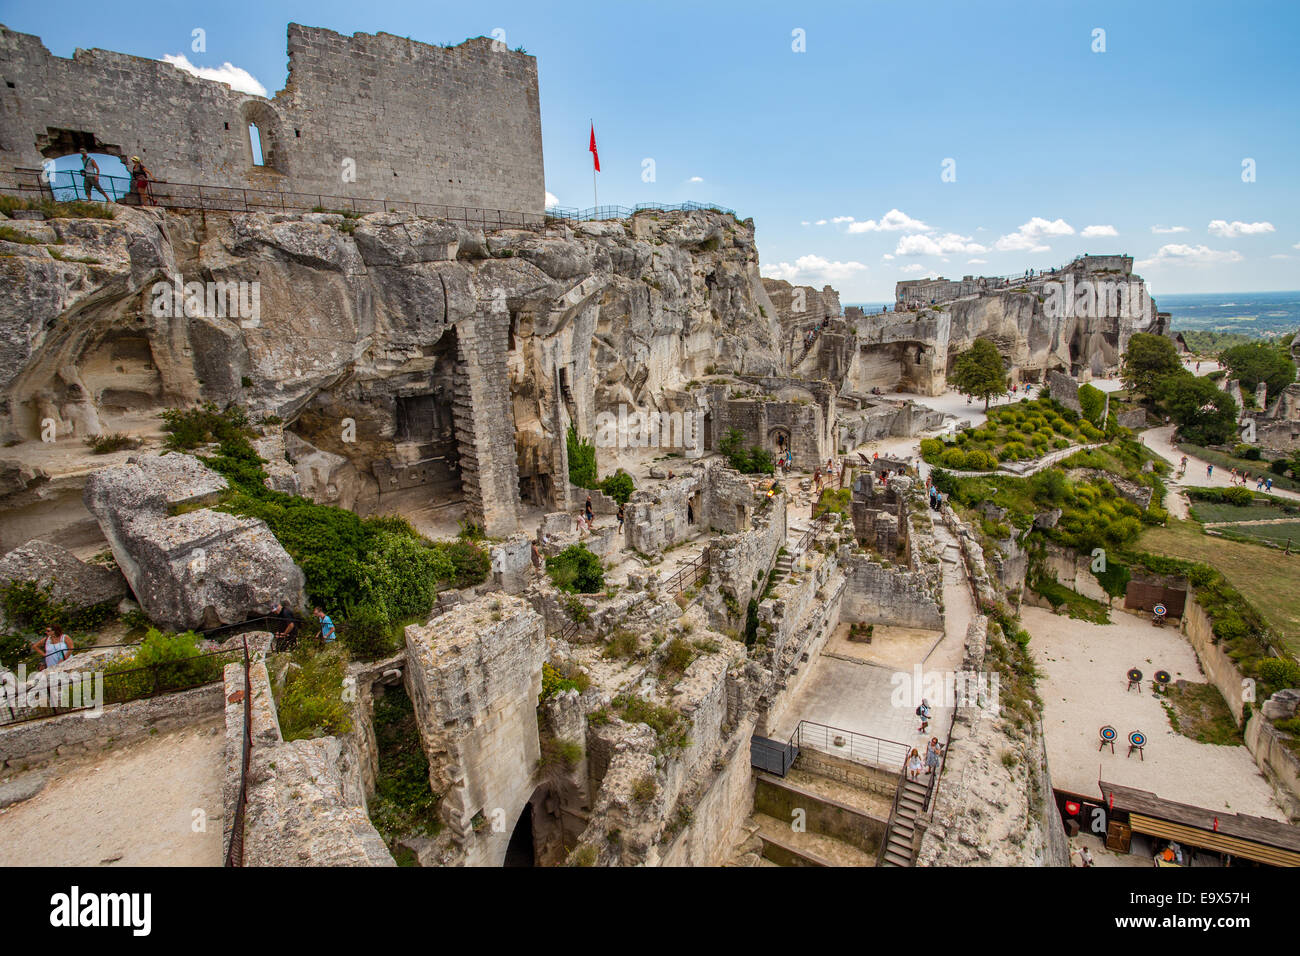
[589,123,600,173]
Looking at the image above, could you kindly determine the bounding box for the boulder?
[0,539,129,612]
[83,454,305,630]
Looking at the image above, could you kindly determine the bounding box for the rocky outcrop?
[1,206,785,533]
[82,453,304,629]
[0,539,128,612]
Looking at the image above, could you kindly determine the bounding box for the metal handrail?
[224,635,252,867]
[790,719,910,771]
[663,546,710,596]
[545,200,737,223]
[877,756,911,866]
[3,167,545,230]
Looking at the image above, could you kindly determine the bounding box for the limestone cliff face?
[0,206,783,532]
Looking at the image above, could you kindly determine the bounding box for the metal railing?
[663,546,710,596]
[224,636,252,868]
[877,756,911,866]
[2,167,545,230]
[544,200,737,223]
[0,641,244,726]
[789,720,910,772]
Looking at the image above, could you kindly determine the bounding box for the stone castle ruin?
[0,21,1198,870]
[0,24,545,217]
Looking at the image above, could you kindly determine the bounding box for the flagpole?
[591,118,598,210]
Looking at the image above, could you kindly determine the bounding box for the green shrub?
[1258,657,1300,691]
[566,426,598,489]
[160,402,251,451]
[598,469,636,505]
[940,448,967,469]
[919,438,944,462]
[546,544,605,593]
[1078,384,1106,427]
[84,432,140,454]
[340,602,395,660]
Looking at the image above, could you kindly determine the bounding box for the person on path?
[616,504,625,533]
[925,737,943,775]
[129,156,155,205]
[79,149,111,201]
[917,697,932,733]
[314,607,336,643]
[907,748,924,780]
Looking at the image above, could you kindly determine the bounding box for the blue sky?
[8,0,1298,300]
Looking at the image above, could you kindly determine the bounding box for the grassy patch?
[1162,681,1243,746]
[1029,575,1110,624]
[271,643,353,741]
[1137,519,1300,658]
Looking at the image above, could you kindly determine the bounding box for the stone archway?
[768,426,791,457]
[239,100,287,173]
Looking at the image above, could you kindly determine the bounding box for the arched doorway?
[503,802,535,867]
[768,426,791,457]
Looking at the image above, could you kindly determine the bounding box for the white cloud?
[898,263,928,274]
[895,232,988,256]
[1081,224,1118,238]
[1294,241,1300,250]
[688,176,704,183]
[162,53,268,96]
[545,191,559,208]
[1270,254,1294,260]
[1151,225,1188,234]
[1208,219,1275,238]
[967,258,988,264]
[831,216,855,224]
[847,208,930,234]
[1136,244,1244,268]
[800,221,811,226]
[882,253,895,261]
[761,254,868,284]
[995,217,1074,252]
[814,219,828,226]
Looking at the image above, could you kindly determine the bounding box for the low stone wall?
[839,552,942,629]
[792,748,898,800]
[0,681,223,769]
[707,495,786,628]
[1244,716,1300,820]
[753,773,886,855]
[1040,542,1111,605]
[1181,598,1247,722]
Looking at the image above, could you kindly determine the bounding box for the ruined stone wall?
[404,596,546,866]
[708,382,835,471]
[839,552,943,629]
[625,469,706,553]
[0,24,545,215]
[707,493,786,626]
[1046,370,1083,416]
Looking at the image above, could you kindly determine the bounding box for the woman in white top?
[33,627,73,670]
[906,748,923,780]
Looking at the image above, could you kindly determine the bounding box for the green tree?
[950,338,1008,410]
[566,426,598,489]
[1077,383,1106,427]
[1219,342,1297,399]
[1156,370,1238,446]
[1121,333,1182,397]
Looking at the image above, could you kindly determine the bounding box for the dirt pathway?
[0,718,225,866]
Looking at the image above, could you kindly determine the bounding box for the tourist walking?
[531,541,544,572]
[314,607,337,643]
[271,601,298,648]
[32,627,72,670]
[925,737,943,775]
[79,149,111,201]
[907,748,923,781]
[1206,463,1213,479]
[616,504,625,533]
[129,156,155,206]
[686,497,695,524]
[584,495,595,525]
[916,697,932,733]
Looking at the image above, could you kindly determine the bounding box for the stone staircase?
[879,776,929,866]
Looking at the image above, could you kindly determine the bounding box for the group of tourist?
[906,736,944,780]
[76,148,155,205]
[269,602,336,648]
[1224,465,1271,492]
